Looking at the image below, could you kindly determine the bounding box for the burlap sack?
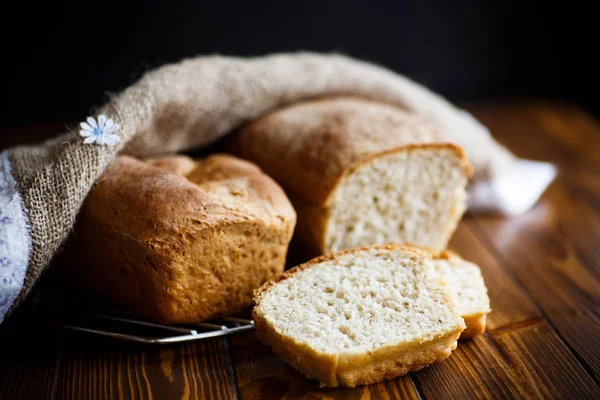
[0,52,518,320]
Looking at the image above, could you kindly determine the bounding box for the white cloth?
[0,151,31,322]
[467,159,557,215]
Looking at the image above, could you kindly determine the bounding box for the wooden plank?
[479,102,600,278]
[464,104,600,382]
[504,104,600,277]
[0,314,61,399]
[55,334,237,399]
[415,323,600,399]
[467,101,600,163]
[563,167,600,214]
[467,102,600,213]
[229,331,419,400]
[407,221,600,398]
[546,181,600,278]
[473,184,600,382]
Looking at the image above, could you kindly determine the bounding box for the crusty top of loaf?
[83,154,296,242]
[234,97,471,206]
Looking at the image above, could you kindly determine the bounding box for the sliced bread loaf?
[430,250,491,339]
[252,245,465,388]
[233,97,472,255]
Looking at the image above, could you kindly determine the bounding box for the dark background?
[1,0,597,129]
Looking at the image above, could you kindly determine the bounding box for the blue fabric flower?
[79,115,120,145]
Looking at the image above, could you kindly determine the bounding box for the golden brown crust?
[460,314,487,339]
[186,154,262,183]
[335,330,461,387]
[253,305,462,388]
[61,154,296,324]
[145,155,198,176]
[284,191,331,257]
[233,97,472,206]
[252,308,340,387]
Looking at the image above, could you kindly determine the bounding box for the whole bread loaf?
[61,154,296,324]
[233,97,472,254]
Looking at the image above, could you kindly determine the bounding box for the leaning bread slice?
[430,250,491,339]
[252,245,465,388]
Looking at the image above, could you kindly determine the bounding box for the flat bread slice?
[253,245,465,388]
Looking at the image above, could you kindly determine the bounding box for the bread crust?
[61,154,296,324]
[252,245,465,387]
[233,97,472,207]
[461,314,487,339]
[253,305,462,388]
[335,330,460,387]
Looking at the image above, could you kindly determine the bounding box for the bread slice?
[252,245,465,388]
[233,97,472,255]
[430,250,491,339]
[59,154,296,324]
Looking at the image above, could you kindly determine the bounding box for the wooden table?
[1,100,599,399]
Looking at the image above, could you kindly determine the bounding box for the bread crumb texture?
[431,251,491,338]
[253,246,465,387]
[325,147,467,253]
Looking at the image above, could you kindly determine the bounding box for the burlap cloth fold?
[0,52,516,319]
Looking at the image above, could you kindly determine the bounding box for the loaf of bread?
[61,154,296,324]
[253,245,465,388]
[431,250,491,339]
[233,97,472,254]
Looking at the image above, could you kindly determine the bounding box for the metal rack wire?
[31,287,255,344]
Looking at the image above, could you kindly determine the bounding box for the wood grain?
[466,101,600,168]
[229,332,419,400]
[473,188,600,383]
[415,324,600,399]
[55,335,237,399]
[400,221,600,399]
[467,103,600,383]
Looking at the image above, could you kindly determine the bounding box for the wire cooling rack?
[30,287,255,344]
